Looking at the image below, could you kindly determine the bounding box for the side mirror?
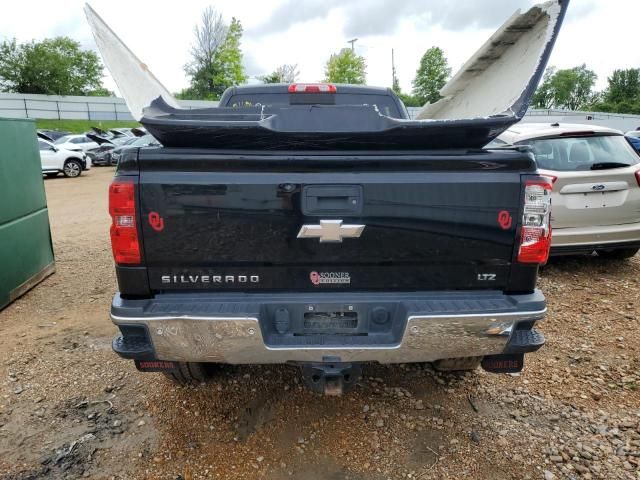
[49,146,58,152]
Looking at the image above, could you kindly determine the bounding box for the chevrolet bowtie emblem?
[297,220,365,243]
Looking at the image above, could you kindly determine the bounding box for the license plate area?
[565,190,626,209]
[261,301,405,347]
[302,311,359,335]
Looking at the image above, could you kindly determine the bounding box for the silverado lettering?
[161,275,260,285]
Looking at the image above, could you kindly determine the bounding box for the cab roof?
[222,83,393,96]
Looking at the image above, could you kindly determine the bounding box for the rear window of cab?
[224,93,403,119]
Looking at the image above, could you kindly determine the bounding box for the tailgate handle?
[302,185,363,215]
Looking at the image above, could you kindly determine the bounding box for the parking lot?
[0,167,638,480]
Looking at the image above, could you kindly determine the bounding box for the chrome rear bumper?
[111,291,546,364]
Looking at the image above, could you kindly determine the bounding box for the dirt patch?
[0,167,639,479]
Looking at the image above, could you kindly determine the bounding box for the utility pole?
[347,38,358,52]
[391,48,398,90]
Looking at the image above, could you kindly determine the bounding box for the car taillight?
[635,170,640,187]
[288,83,337,93]
[517,178,553,264]
[109,181,140,264]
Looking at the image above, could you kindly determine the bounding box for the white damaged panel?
[84,4,179,120]
[416,1,562,121]
[85,0,566,133]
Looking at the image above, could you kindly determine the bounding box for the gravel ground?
[0,167,638,480]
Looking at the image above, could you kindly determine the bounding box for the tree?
[324,49,366,84]
[258,64,299,84]
[183,8,246,99]
[532,67,557,109]
[390,83,421,107]
[553,65,597,110]
[396,92,422,107]
[604,69,640,105]
[0,37,105,95]
[86,86,115,97]
[212,18,246,95]
[532,65,597,110]
[183,6,227,99]
[412,47,451,105]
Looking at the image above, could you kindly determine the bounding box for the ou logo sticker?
[309,271,321,285]
[148,211,165,232]
[497,210,513,230]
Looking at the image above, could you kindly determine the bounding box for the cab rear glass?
[224,93,403,119]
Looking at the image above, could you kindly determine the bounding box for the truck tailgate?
[137,149,534,292]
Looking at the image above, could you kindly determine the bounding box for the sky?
[0,0,638,96]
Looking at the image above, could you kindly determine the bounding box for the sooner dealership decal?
[309,271,351,285]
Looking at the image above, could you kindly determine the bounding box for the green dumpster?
[0,118,55,310]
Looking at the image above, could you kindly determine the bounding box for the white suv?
[38,139,91,178]
[496,123,640,259]
[53,134,100,153]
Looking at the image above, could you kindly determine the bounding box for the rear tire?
[596,247,639,260]
[63,159,82,178]
[433,356,483,372]
[163,362,211,386]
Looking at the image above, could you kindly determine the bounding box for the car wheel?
[45,173,58,178]
[432,356,483,372]
[596,247,639,260]
[163,362,214,386]
[63,159,82,178]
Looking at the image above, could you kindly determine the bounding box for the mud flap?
[134,360,178,372]
[481,353,524,374]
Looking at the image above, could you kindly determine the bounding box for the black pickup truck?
[108,82,554,394]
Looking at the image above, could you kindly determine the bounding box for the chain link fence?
[407,107,640,131]
[0,93,218,121]
[2,93,639,132]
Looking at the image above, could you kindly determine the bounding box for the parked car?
[109,134,159,165]
[53,134,99,153]
[497,123,640,258]
[625,131,640,154]
[86,134,138,166]
[110,128,136,138]
[38,139,90,178]
[84,126,130,139]
[37,129,71,142]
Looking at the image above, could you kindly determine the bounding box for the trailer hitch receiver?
[300,362,362,396]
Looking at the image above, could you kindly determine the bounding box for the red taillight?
[635,170,640,187]
[517,179,553,264]
[288,83,337,94]
[109,181,140,265]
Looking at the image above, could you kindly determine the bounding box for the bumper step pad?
[505,329,545,354]
[112,335,154,360]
